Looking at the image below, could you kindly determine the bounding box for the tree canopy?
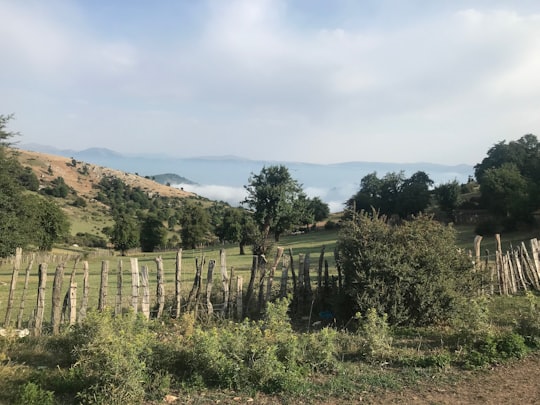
[243,165,306,253]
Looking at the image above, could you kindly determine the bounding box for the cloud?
[174,184,247,207]
[1,1,540,166]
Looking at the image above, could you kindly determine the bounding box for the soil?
[363,354,540,404]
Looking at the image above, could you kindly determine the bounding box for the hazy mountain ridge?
[21,144,474,212]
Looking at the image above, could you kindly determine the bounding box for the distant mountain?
[152,173,197,186]
[20,143,474,212]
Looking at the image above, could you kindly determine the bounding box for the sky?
[1,0,540,165]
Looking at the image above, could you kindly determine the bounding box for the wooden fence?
[0,246,339,336]
[2,234,540,336]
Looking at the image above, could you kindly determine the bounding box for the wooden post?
[98,261,109,311]
[220,250,229,313]
[243,256,258,317]
[206,260,216,315]
[335,248,343,291]
[289,248,297,295]
[79,261,89,322]
[506,253,517,294]
[115,260,123,316]
[227,267,235,317]
[130,258,140,313]
[530,239,540,283]
[17,254,34,329]
[303,253,312,306]
[174,249,182,317]
[236,275,243,320]
[140,265,150,319]
[486,249,494,295]
[279,255,289,298]
[324,259,330,296]
[266,247,284,304]
[187,257,204,311]
[4,247,22,326]
[521,242,540,290]
[33,263,47,336]
[317,245,325,290]
[513,248,528,291]
[155,256,165,318]
[473,236,483,271]
[69,283,77,326]
[51,264,65,335]
[257,254,268,313]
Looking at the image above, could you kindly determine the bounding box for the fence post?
[206,260,216,315]
[17,253,35,329]
[279,255,289,298]
[155,256,165,318]
[220,250,229,313]
[33,263,48,337]
[318,245,325,290]
[236,275,243,320]
[243,256,258,317]
[130,258,140,313]
[115,260,123,316]
[140,265,150,319]
[4,247,22,327]
[69,283,77,326]
[51,264,65,335]
[266,247,284,304]
[79,261,89,322]
[98,261,109,312]
[175,249,182,317]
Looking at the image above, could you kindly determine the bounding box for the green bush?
[15,382,54,405]
[357,308,393,360]
[70,310,163,405]
[336,213,475,326]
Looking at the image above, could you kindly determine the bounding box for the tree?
[308,196,330,223]
[346,171,433,218]
[433,180,461,219]
[215,207,258,254]
[243,165,303,252]
[24,194,70,250]
[109,213,140,255]
[139,214,167,252]
[180,203,211,249]
[480,163,530,222]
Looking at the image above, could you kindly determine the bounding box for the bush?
[336,213,475,326]
[70,310,163,405]
[357,308,393,360]
[16,382,54,405]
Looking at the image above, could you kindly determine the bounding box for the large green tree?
[139,214,167,252]
[433,180,461,219]
[243,165,304,252]
[109,213,140,255]
[180,203,211,249]
[215,207,258,254]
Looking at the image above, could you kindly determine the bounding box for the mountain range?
[20,143,474,213]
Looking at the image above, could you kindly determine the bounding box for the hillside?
[14,148,195,200]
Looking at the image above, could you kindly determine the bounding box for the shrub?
[70,310,162,405]
[357,308,393,360]
[336,213,475,326]
[15,382,54,405]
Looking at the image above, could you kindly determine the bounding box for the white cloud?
[174,184,247,207]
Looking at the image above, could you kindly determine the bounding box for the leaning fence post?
[17,253,35,329]
[33,263,48,337]
[220,250,229,313]
[266,247,284,304]
[4,247,22,327]
[69,283,77,326]
[236,275,243,320]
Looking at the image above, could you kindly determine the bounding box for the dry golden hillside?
[14,148,194,200]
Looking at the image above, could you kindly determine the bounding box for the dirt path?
[367,354,540,404]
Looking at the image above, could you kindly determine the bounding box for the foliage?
[357,308,393,359]
[336,212,475,326]
[215,207,258,254]
[15,382,54,405]
[243,165,308,252]
[475,134,540,225]
[139,213,167,252]
[433,180,461,218]
[41,176,72,198]
[108,213,140,255]
[70,310,163,405]
[96,176,151,214]
[308,196,330,222]
[346,171,433,218]
[180,202,212,249]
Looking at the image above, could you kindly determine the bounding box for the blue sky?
[1,0,539,165]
